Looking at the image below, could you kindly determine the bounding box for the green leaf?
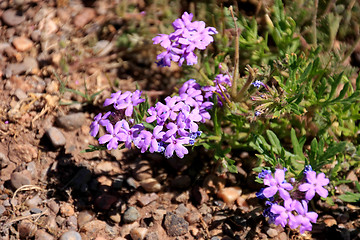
[338,192,360,203]
[266,130,281,152]
[319,142,347,164]
[327,72,344,101]
[291,128,305,161]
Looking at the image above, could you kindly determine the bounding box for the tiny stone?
[266,228,278,238]
[163,212,189,237]
[11,171,31,189]
[60,202,75,217]
[185,211,201,224]
[175,204,189,217]
[0,152,10,169]
[78,210,95,228]
[12,37,33,52]
[120,222,139,237]
[278,232,288,240]
[59,230,82,240]
[74,8,96,28]
[137,193,159,207]
[18,220,37,238]
[25,194,42,208]
[152,209,166,221]
[31,30,41,42]
[47,200,60,214]
[133,160,153,181]
[145,232,158,240]
[0,205,6,216]
[2,9,26,26]
[56,113,86,131]
[126,177,139,189]
[30,208,42,214]
[174,191,190,203]
[109,210,121,223]
[217,187,242,204]
[140,178,161,193]
[323,215,337,227]
[46,127,66,148]
[95,161,113,174]
[123,206,140,223]
[35,229,55,240]
[66,215,78,230]
[14,88,27,100]
[130,227,148,240]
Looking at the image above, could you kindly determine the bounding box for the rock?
[31,30,41,42]
[278,232,288,240]
[203,174,226,193]
[11,171,32,189]
[59,230,82,240]
[46,127,66,148]
[191,186,209,205]
[56,113,86,131]
[66,215,78,230]
[171,175,191,189]
[174,191,190,203]
[74,8,96,28]
[94,161,113,174]
[6,57,39,76]
[152,209,166,221]
[95,194,117,210]
[130,227,148,240]
[18,220,37,238]
[266,228,278,238]
[60,202,75,217]
[26,161,37,178]
[123,206,140,223]
[185,210,201,224]
[163,212,189,237]
[81,220,106,235]
[0,152,10,169]
[323,215,337,227]
[12,37,33,52]
[144,232,158,240]
[217,187,242,204]
[78,210,95,228]
[174,204,189,217]
[47,200,60,214]
[2,9,26,26]
[137,193,159,207]
[0,205,6,216]
[133,160,153,181]
[14,88,27,100]
[127,177,139,189]
[35,229,55,240]
[120,222,139,237]
[12,143,37,163]
[109,210,121,223]
[24,194,42,208]
[140,178,161,193]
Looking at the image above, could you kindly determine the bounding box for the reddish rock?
[12,37,34,52]
[74,8,96,28]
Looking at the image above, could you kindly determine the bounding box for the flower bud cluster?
[90,78,220,158]
[256,165,330,234]
[152,12,218,67]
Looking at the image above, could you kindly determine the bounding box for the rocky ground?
[0,0,360,239]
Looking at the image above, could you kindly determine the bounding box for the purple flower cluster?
[203,74,232,106]
[90,79,215,158]
[153,12,218,67]
[256,166,329,234]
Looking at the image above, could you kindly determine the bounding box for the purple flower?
[252,80,266,89]
[270,199,297,228]
[90,111,111,137]
[298,170,329,200]
[303,165,313,174]
[263,169,293,200]
[117,121,144,149]
[134,130,152,153]
[113,90,145,117]
[98,121,122,150]
[164,136,189,158]
[258,169,272,179]
[149,126,166,153]
[293,200,318,234]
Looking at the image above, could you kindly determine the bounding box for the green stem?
[312,0,318,47]
[229,6,239,100]
[236,65,256,102]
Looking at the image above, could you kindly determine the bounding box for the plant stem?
[312,0,318,47]
[236,65,256,102]
[229,6,239,100]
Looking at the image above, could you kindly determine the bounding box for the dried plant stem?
[236,65,256,102]
[341,34,360,64]
[312,0,318,47]
[229,6,239,100]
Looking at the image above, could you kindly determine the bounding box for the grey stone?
[14,88,27,100]
[46,127,66,148]
[25,194,42,208]
[1,9,26,26]
[78,210,95,228]
[66,215,78,230]
[0,152,10,169]
[0,205,5,216]
[47,200,59,214]
[145,232,158,240]
[92,40,114,57]
[163,212,189,237]
[174,204,189,217]
[6,56,38,77]
[30,208,42,214]
[56,113,86,130]
[35,229,54,240]
[18,220,37,238]
[59,230,82,240]
[123,206,140,223]
[11,171,31,189]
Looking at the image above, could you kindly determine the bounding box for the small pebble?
[137,193,159,207]
[217,186,242,204]
[130,227,148,240]
[163,212,189,237]
[185,210,201,224]
[126,177,139,189]
[66,215,78,230]
[35,229,55,240]
[25,194,42,208]
[78,210,95,228]
[11,171,32,189]
[133,160,153,181]
[60,202,75,217]
[266,228,278,238]
[145,232,158,240]
[56,113,86,131]
[175,204,189,217]
[123,206,140,223]
[74,8,96,28]
[14,88,27,100]
[47,200,60,214]
[94,161,113,174]
[59,230,82,240]
[12,37,34,52]
[46,127,66,148]
[0,205,6,216]
[109,210,121,223]
[140,178,161,193]
[2,9,26,26]
[18,220,37,238]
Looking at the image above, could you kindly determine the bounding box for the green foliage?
[338,182,360,203]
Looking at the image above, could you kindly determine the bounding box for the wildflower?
[98,122,122,150]
[293,200,318,234]
[270,199,297,228]
[164,136,190,158]
[258,169,272,179]
[90,111,111,137]
[252,80,266,89]
[148,126,166,153]
[299,170,329,200]
[263,169,293,200]
[117,121,144,149]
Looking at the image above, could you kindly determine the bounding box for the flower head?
[299,170,329,200]
[263,169,293,200]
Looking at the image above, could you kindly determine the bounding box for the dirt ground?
[0,0,359,239]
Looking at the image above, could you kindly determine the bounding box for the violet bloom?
[98,121,122,150]
[134,130,152,153]
[258,169,272,179]
[114,90,145,117]
[293,200,318,234]
[149,125,166,153]
[298,170,329,200]
[117,121,144,149]
[90,111,111,137]
[164,136,189,158]
[270,199,297,228]
[252,80,266,89]
[263,169,293,200]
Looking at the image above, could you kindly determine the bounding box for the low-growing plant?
[88,0,360,235]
